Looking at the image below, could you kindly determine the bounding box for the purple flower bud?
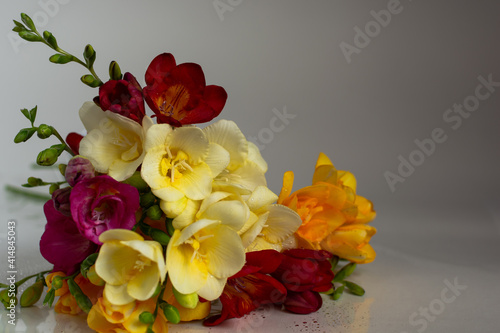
[65,156,95,187]
[52,187,72,216]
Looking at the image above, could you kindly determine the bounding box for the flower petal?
[203,119,248,169]
[127,265,161,301]
[205,143,230,177]
[262,204,302,244]
[196,275,227,301]
[203,225,245,279]
[104,284,136,306]
[169,127,209,164]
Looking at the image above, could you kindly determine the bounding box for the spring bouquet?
[2,13,377,332]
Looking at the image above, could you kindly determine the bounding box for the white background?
[1,1,499,332]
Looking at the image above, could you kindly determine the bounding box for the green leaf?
[14,128,37,143]
[330,255,339,271]
[20,108,30,120]
[42,31,58,49]
[81,74,102,88]
[29,106,37,124]
[20,13,36,31]
[344,281,365,296]
[19,31,42,42]
[49,53,73,64]
[67,278,92,313]
[83,44,96,68]
[43,288,55,307]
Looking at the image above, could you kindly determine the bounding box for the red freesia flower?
[40,201,98,275]
[204,250,287,326]
[98,72,145,123]
[66,132,83,155]
[143,53,227,127]
[70,175,140,244]
[272,249,334,314]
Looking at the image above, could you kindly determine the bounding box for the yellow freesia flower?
[278,153,377,264]
[88,296,168,333]
[79,101,154,181]
[141,124,230,216]
[95,229,167,305]
[239,186,302,252]
[166,199,247,301]
[203,120,268,194]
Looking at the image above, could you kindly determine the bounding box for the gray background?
[1,1,499,332]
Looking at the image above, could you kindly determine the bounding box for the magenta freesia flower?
[40,200,97,275]
[70,175,140,244]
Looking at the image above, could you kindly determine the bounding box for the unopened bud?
[109,61,122,80]
[0,288,17,310]
[37,148,59,166]
[344,281,365,296]
[42,31,58,49]
[51,276,64,290]
[139,311,155,324]
[14,128,37,143]
[58,164,67,176]
[20,280,44,307]
[140,192,156,208]
[52,187,71,216]
[150,229,170,246]
[333,263,356,283]
[19,31,42,42]
[37,124,53,139]
[65,156,95,186]
[161,303,180,324]
[49,53,73,64]
[122,171,149,192]
[27,177,43,186]
[87,266,105,287]
[147,205,163,221]
[81,74,102,88]
[172,287,198,309]
[331,285,345,301]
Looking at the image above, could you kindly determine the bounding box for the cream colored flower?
[95,229,167,305]
[166,199,247,301]
[203,119,267,194]
[141,124,229,215]
[79,101,153,181]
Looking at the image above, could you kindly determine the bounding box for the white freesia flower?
[79,101,153,181]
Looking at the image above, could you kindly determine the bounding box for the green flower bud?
[87,266,105,287]
[123,171,149,192]
[331,285,345,301]
[67,278,92,313]
[37,148,59,166]
[333,263,357,283]
[320,287,335,295]
[49,183,60,194]
[165,218,175,237]
[59,164,67,176]
[43,288,56,307]
[49,53,73,64]
[139,311,155,324]
[1,288,18,310]
[14,128,37,143]
[140,192,157,208]
[12,20,27,33]
[172,287,198,309]
[150,229,170,246]
[83,44,96,67]
[20,13,36,30]
[20,280,44,307]
[27,177,43,186]
[51,276,63,290]
[344,281,365,296]
[161,303,180,324]
[19,31,42,42]
[109,61,122,80]
[147,205,163,221]
[151,284,162,298]
[81,74,102,88]
[37,124,53,139]
[42,31,58,49]
[80,253,99,279]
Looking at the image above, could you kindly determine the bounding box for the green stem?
[51,128,75,156]
[5,185,51,201]
[15,270,51,287]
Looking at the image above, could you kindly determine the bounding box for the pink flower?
[65,156,95,187]
[70,175,140,244]
[98,73,145,123]
[51,187,72,216]
[40,201,97,275]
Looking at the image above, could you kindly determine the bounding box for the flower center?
[157,84,190,120]
[298,198,323,224]
[133,255,151,272]
[160,147,194,183]
[186,234,214,263]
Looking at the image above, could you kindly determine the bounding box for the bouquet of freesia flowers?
[2,13,377,332]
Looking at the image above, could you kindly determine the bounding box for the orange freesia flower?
[278,153,376,264]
